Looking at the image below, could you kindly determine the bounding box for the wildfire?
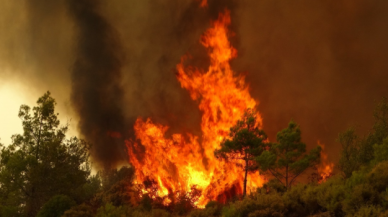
[317,141,334,183]
[126,10,264,206]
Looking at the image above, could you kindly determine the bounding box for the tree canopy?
[256,121,321,190]
[0,91,91,217]
[214,109,267,197]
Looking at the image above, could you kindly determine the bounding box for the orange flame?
[126,10,264,206]
[198,0,208,7]
[317,141,334,183]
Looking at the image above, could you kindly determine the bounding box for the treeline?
[1,92,388,217]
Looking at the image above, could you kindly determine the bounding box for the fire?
[197,0,208,7]
[126,10,264,206]
[317,141,334,183]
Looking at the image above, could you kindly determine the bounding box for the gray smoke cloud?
[1,0,388,167]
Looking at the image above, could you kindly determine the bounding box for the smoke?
[0,0,73,102]
[233,0,388,163]
[1,0,388,166]
[65,0,130,168]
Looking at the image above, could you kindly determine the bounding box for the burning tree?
[256,121,321,190]
[214,109,267,198]
[126,10,265,205]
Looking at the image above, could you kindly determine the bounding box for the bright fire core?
[126,10,265,206]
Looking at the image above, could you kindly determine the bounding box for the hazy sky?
[1,0,388,166]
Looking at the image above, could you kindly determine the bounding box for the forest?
[1,91,387,217]
[2,0,388,216]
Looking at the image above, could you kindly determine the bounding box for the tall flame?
[126,10,264,206]
[317,141,334,183]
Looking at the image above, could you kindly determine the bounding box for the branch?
[289,169,306,186]
[268,169,285,187]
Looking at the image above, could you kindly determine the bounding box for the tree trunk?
[286,165,289,191]
[243,158,248,197]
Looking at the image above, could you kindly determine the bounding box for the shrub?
[37,195,76,217]
[367,161,388,192]
[220,193,285,217]
[352,205,383,217]
[314,176,346,216]
[372,138,388,164]
[300,184,321,214]
[96,203,128,217]
[283,184,310,217]
[343,184,380,215]
[222,205,239,217]
[345,169,367,189]
[260,179,287,194]
[62,203,94,217]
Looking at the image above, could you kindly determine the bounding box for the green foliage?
[366,161,388,193]
[342,162,388,216]
[215,109,267,197]
[0,91,91,216]
[80,174,102,203]
[282,184,311,216]
[279,177,347,216]
[351,205,384,217]
[37,195,76,217]
[96,203,128,217]
[314,177,346,215]
[372,137,388,165]
[338,98,388,178]
[256,121,321,190]
[337,128,361,178]
[221,193,284,217]
[259,179,287,194]
[99,166,135,192]
[151,209,171,217]
[62,204,94,217]
[371,98,388,146]
[343,184,380,215]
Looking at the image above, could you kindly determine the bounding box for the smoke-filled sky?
[1,0,388,167]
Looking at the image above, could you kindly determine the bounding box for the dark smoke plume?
[66,0,128,168]
[2,0,388,167]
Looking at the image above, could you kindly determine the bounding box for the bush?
[314,177,346,216]
[222,205,239,217]
[283,184,310,217]
[220,193,284,217]
[260,179,287,194]
[300,184,321,215]
[96,203,128,217]
[372,138,388,164]
[127,208,170,217]
[37,195,76,217]
[367,161,388,192]
[62,203,94,217]
[151,208,171,217]
[345,169,368,189]
[352,205,383,217]
[343,184,381,215]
